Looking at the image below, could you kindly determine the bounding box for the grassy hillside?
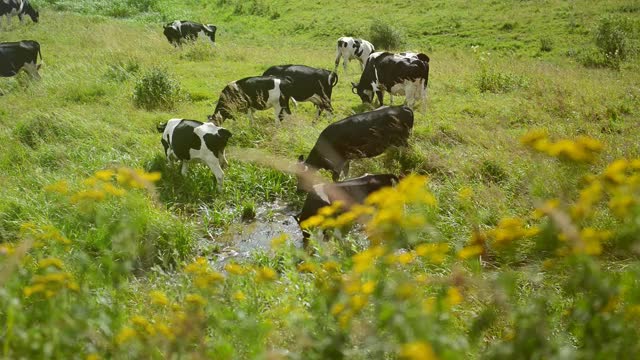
[1,0,640,358]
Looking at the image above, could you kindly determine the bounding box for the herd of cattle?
[1,7,431,245]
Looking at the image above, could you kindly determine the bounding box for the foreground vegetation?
[1,0,640,358]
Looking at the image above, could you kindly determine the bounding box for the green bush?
[477,67,528,93]
[540,37,553,52]
[368,22,405,50]
[595,16,635,62]
[132,67,182,110]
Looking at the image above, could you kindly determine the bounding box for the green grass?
[1,0,640,358]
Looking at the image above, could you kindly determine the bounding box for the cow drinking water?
[297,105,414,190]
[158,119,232,191]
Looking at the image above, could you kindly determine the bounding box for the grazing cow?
[208,76,294,125]
[0,40,42,79]
[263,64,338,117]
[352,51,430,108]
[157,119,232,191]
[295,174,399,245]
[163,20,217,47]
[297,105,414,189]
[334,37,375,73]
[0,0,39,26]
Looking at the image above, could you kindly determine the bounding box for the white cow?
[157,119,232,191]
[333,37,375,73]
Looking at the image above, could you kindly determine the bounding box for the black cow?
[163,20,217,47]
[297,105,414,190]
[157,118,232,191]
[295,173,399,245]
[262,64,338,117]
[352,52,429,108]
[208,76,293,125]
[0,0,39,26]
[0,40,42,79]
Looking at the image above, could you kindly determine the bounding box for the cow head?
[24,3,39,23]
[204,24,217,42]
[351,81,374,104]
[209,100,234,126]
[295,155,313,192]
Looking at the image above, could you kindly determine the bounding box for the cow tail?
[157,122,167,133]
[329,72,338,87]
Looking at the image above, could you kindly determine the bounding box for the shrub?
[477,67,527,93]
[368,22,405,50]
[595,15,635,62]
[540,37,553,52]
[104,58,140,82]
[132,67,182,110]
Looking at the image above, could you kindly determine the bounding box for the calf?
[295,174,399,245]
[0,40,42,79]
[163,20,217,47]
[157,119,232,191]
[263,64,338,117]
[297,105,413,189]
[0,0,39,26]
[208,76,293,125]
[352,51,429,108]
[334,37,375,73]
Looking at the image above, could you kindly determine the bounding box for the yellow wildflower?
[445,287,463,307]
[361,280,376,295]
[350,294,368,312]
[0,243,16,256]
[457,244,484,260]
[102,183,126,197]
[155,323,174,340]
[603,159,628,184]
[224,262,247,275]
[331,302,345,316]
[44,180,69,194]
[415,243,449,263]
[256,267,278,282]
[233,290,246,301]
[136,169,161,183]
[131,315,150,328]
[300,214,324,229]
[94,169,115,181]
[185,294,207,307]
[150,290,169,306]
[38,257,64,270]
[457,186,473,200]
[322,261,341,273]
[352,246,386,273]
[270,233,288,249]
[396,252,415,265]
[86,354,100,360]
[115,327,137,345]
[23,284,46,297]
[520,129,548,146]
[297,262,317,273]
[395,283,415,300]
[399,341,439,360]
[608,195,635,218]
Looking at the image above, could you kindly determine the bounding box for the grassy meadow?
[1,0,640,358]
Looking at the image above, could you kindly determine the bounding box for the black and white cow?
[297,105,414,190]
[157,119,232,191]
[0,40,42,79]
[208,76,294,125]
[334,36,375,73]
[0,0,39,26]
[352,51,429,108]
[295,173,399,245]
[262,64,338,117]
[163,20,217,47]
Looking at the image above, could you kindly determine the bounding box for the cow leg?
[180,161,189,176]
[247,109,255,124]
[205,158,224,191]
[222,150,229,169]
[22,62,41,80]
[376,91,384,107]
[331,169,341,182]
[334,51,341,73]
[343,56,348,73]
[390,94,394,105]
[18,14,23,23]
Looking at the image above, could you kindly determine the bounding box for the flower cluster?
[184,257,224,289]
[521,130,603,163]
[23,258,79,298]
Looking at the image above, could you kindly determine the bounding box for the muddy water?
[198,200,304,265]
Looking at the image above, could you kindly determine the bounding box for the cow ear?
[297,155,304,163]
[219,128,232,139]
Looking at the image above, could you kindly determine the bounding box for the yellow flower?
[86,354,100,360]
[233,290,246,301]
[271,233,288,249]
[415,243,449,263]
[399,341,439,360]
[352,246,386,273]
[604,159,629,184]
[37,257,64,270]
[23,284,46,297]
[457,186,473,200]
[297,262,317,273]
[44,180,69,194]
[131,315,150,328]
[150,290,169,306]
[608,195,635,218]
[520,129,548,146]
[224,263,247,275]
[155,323,174,340]
[185,294,207,307]
[445,287,463,307]
[256,267,278,282]
[350,294,367,312]
[322,261,341,273]
[300,214,325,229]
[95,169,115,181]
[361,280,376,295]
[396,252,415,265]
[102,183,126,197]
[137,169,161,183]
[115,326,137,345]
[395,283,415,300]
[0,243,16,256]
[331,302,346,316]
[457,244,483,260]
